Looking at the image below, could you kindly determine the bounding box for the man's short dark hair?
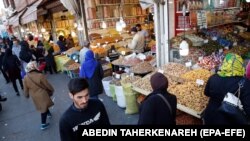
[68,78,89,95]
[135,24,141,28]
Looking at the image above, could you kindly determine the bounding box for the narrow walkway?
[0,73,138,141]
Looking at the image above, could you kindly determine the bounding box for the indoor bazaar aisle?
[0,73,138,141]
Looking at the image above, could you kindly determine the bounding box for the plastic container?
[115,85,126,108]
[102,76,113,97]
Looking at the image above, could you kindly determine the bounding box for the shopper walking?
[59,78,110,141]
[138,72,177,125]
[65,34,75,49]
[57,35,67,53]
[23,61,54,130]
[79,40,90,64]
[0,47,10,83]
[43,41,57,74]
[2,48,23,95]
[203,53,250,124]
[79,50,104,99]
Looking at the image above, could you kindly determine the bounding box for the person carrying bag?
[203,53,250,125]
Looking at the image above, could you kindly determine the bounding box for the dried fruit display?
[185,34,204,47]
[112,56,124,66]
[132,72,177,93]
[65,46,81,56]
[91,47,107,57]
[122,57,142,67]
[121,76,141,85]
[176,110,202,125]
[117,47,131,55]
[168,81,209,112]
[131,62,155,74]
[65,63,80,71]
[198,40,224,55]
[181,69,212,82]
[229,46,250,57]
[161,63,190,78]
[198,53,224,70]
[239,32,250,41]
[133,75,152,92]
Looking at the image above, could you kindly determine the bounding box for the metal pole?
[80,0,89,41]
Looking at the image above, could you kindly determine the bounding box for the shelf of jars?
[175,0,242,35]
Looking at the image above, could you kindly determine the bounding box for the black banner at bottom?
[77,126,250,139]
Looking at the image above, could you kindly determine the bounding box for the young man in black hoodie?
[59,78,110,141]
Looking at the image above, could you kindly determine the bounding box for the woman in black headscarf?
[138,72,177,125]
[3,48,23,96]
[19,41,34,70]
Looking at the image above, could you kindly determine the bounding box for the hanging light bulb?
[119,17,126,28]
[41,27,46,33]
[116,21,122,32]
[179,3,189,57]
[71,31,77,37]
[101,21,107,29]
[179,40,189,56]
[74,23,78,28]
[77,23,83,31]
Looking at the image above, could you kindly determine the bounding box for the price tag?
[224,46,229,50]
[97,43,101,46]
[219,49,223,53]
[196,79,205,86]
[130,73,134,77]
[121,51,126,55]
[233,42,237,46]
[204,39,208,44]
[185,61,192,67]
[212,37,217,41]
[119,68,123,71]
[158,69,164,74]
[198,56,203,61]
[234,31,238,34]
[124,68,130,73]
[115,74,121,79]
[137,54,146,60]
[105,57,110,62]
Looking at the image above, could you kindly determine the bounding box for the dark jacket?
[0,52,4,68]
[59,99,110,141]
[138,90,177,125]
[2,49,21,81]
[203,74,250,124]
[85,62,104,97]
[19,41,33,63]
[44,47,55,65]
[57,40,67,52]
